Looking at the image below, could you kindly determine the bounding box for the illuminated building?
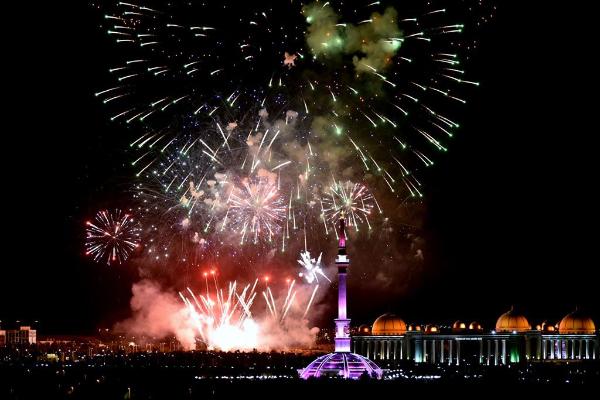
[352,307,598,366]
[1,326,37,346]
[300,215,382,379]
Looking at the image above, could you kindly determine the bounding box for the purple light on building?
[300,214,382,379]
[299,352,382,379]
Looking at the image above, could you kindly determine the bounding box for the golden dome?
[425,325,439,334]
[357,324,371,335]
[495,307,531,333]
[468,321,483,331]
[452,321,467,331]
[372,313,407,335]
[558,309,596,334]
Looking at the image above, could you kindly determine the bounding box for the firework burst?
[227,176,287,245]
[130,105,337,265]
[180,275,260,351]
[94,0,495,200]
[322,180,377,232]
[297,250,330,285]
[179,272,319,351]
[90,0,496,273]
[85,209,141,265]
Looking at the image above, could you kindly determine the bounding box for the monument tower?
[299,214,382,379]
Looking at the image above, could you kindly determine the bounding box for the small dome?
[408,324,421,332]
[496,306,531,333]
[558,309,596,334]
[452,321,467,331]
[372,313,406,335]
[469,321,483,331]
[357,324,371,335]
[541,321,555,332]
[425,325,439,334]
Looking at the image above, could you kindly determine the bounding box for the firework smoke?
[116,279,323,351]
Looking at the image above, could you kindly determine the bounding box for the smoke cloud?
[115,280,198,350]
[303,3,402,74]
[115,279,327,351]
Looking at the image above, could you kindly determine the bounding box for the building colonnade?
[352,333,599,366]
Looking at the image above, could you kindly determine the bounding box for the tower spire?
[338,211,347,251]
[334,213,351,352]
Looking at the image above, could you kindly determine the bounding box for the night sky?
[3,1,596,334]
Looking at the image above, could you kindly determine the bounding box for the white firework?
[297,250,330,284]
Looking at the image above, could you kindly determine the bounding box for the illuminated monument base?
[300,352,382,379]
[300,215,382,380]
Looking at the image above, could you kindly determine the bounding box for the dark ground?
[1,349,599,399]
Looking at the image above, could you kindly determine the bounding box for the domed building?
[302,218,598,374]
[452,321,467,332]
[372,314,407,335]
[558,309,596,334]
[537,310,598,361]
[351,305,598,368]
[495,307,531,333]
